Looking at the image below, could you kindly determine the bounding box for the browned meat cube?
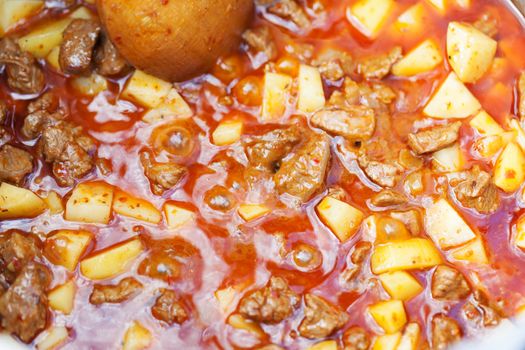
[151,289,189,325]
[140,152,187,195]
[431,265,471,301]
[0,38,44,94]
[311,106,376,141]
[298,293,349,339]
[342,326,370,350]
[94,34,130,76]
[431,314,462,350]
[90,277,143,305]
[407,122,461,155]
[452,166,499,214]
[267,0,310,29]
[0,231,41,284]
[59,19,101,74]
[357,46,402,80]
[370,189,407,207]
[242,26,278,64]
[0,145,33,185]
[239,276,299,324]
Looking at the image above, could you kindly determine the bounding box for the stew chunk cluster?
[1,0,525,349]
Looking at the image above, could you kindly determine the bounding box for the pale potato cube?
[212,120,243,146]
[65,182,114,224]
[18,18,71,58]
[451,236,489,264]
[45,230,93,271]
[372,333,402,350]
[215,286,238,312]
[397,323,420,350]
[122,70,173,109]
[494,142,525,192]
[424,198,476,249]
[514,214,525,250]
[0,182,46,220]
[46,46,60,70]
[473,135,504,158]
[423,72,481,119]
[347,0,394,39]
[238,204,270,222]
[368,300,407,334]
[142,88,192,123]
[48,280,75,314]
[316,196,364,242]
[426,0,446,13]
[509,119,525,152]
[394,3,425,32]
[392,40,443,76]
[71,73,108,96]
[371,238,443,274]
[36,326,69,350]
[122,321,152,350]
[470,111,504,136]
[261,72,292,121]
[378,271,423,301]
[80,238,143,280]
[298,64,325,113]
[113,189,161,224]
[447,22,497,83]
[308,340,338,350]
[164,203,194,229]
[432,143,464,173]
[0,0,43,34]
[227,314,265,338]
[43,191,64,215]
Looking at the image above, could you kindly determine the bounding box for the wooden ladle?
[96,0,254,82]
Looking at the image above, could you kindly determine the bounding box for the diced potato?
[113,189,161,224]
[451,236,489,264]
[215,286,238,312]
[316,196,364,242]
[46,46,60,70]
[426,0,446,13]
[238,204,270,222]
[514,214,525,250]
[71,73,108,96]
[447,22,497,83]
[372,333,402,350]
[397,323,420,350]
[45,230,93,271]
[455,0,471,8]
[122,321,152,350]
[43,191,64,215]
[308,340,338,350]
[65,182,114,224]
[80,238,143,280]
[0,0,43,34]
[432,143,464,172]
[392,40,443,76]
[142,88,193,123]
[298,64,325,113]
[509,119,525,152]
[227,314,265,338]
[261,72,292,121]
[122,70,173,109]
[378,271,423,301]
[470,111,504,136]
[18,18,71,58]
[212,120,243,146]
[69,6,95,20]
[473,135,504,158]
[370,238,443,274]
[423,72,481,119]
[0,182,47,220]
[424,198,476,249]
[368,300,407,334]
[494,142,525,192]
[164,203,194,229]
[36,326,69,350]
[347,0,394,39]
[394,3,425,33]
[48,280,76,314]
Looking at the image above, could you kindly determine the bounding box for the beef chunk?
[473,13,498,38]
[40,123,95,186]
[239,276,299,324]
[244,126,302,171]
[298,294,349,339]
[267,0,310,29]
[0,101,7,123]
[313,49,353,81]
[151,289,189,325]
[462,289,501,327]
[452,166,500,214]
[350,242,372,265]
[343,326,370,350]
[407,122,461,155]
[0,145,33,185]
[22,92,65,140]
[311,106,375,141]
[89,277,143,305]
[357,47,402,80]
[274,132,330,202]
[340,242,371,290]
[0,262,50,343]
[358,141,403,188]
[59,19,101,75]
[0,231,41,285]
[370,189,407,207]
[94,34,130,76]
[242,26,278,64]
[0,38,44,94]
[431,314,461,350]
[140,152,187,195]
[431,265,471,301]
[519,72,525,121]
